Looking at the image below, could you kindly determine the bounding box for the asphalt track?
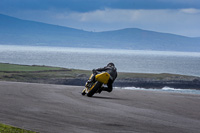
[0,81,200,133]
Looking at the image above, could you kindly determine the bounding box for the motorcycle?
[82,72,110,97]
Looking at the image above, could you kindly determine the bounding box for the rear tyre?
[87,81,102,97]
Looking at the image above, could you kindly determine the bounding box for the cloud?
[62,9,140,23]
[59,8,200,24]
[52,8,200,37]
[180,8,200,14]
[1,0,200,13]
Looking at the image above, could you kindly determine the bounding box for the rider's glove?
[92,69,97,74]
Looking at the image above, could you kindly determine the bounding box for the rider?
[87,62,117,93]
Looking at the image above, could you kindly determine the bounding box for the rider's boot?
[98,87,112,93]
[97,87,106,94]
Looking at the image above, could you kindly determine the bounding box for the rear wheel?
[87,81,102,97]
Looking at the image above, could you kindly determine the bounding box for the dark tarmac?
[0,81,200,133]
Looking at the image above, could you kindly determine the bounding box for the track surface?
[0,81,200,133]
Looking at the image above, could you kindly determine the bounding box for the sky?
[0,0,200,37]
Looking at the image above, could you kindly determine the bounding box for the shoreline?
[0,63,200,90]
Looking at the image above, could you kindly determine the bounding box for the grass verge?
[0,123,37,133]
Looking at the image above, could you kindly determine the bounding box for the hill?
[0,14,200,52]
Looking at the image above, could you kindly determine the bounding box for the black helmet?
[107,62,115,67]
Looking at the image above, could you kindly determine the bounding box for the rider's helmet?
[107,62,115,67]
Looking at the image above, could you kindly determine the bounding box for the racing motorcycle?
[82,72,110,97]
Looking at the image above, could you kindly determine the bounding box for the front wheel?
[81,88,86,96]
[87,81,102,97]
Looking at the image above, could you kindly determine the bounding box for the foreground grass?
[0,123,37,133]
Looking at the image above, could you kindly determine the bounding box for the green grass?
[0,123,38,133]
[0,63,92,83]
[0,63,63,72]
[0,62,198,84]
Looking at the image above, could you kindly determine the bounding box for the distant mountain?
[0,13,200,52]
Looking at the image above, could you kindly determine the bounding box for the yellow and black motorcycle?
[82,72,110,97]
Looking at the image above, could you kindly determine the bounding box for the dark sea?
[1,45,200,94]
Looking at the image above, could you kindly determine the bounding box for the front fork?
[82,82,91,95]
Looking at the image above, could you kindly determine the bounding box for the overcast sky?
[0,0,200,37]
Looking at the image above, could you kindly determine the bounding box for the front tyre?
[81,89,86,96]
[87,81,102,97]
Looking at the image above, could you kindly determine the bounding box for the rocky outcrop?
[52,77,200,90]
[114,78,200,89]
